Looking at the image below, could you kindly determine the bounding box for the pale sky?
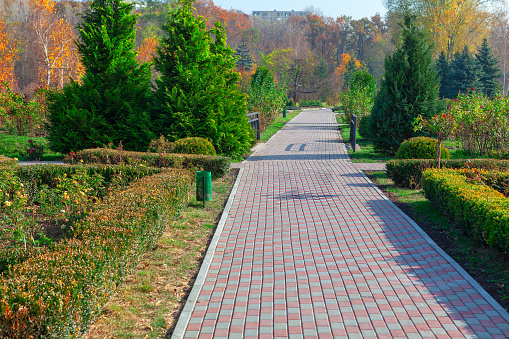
[212,0,388,20]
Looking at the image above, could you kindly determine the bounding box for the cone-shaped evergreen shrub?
[476,38,501,97]
[370,14,441,154]
[447,46,483,98]
[151,0,253,157]
[436,51,451,99]
[48,0,154,153]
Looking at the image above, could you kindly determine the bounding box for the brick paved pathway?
[173,109,509,338]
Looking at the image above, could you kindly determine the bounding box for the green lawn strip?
[0,134,64,160]
[259,110,301,142]
[369,171,509,304]
[337,121,494,162]
[84,169,239,339]
[338,123,393,163]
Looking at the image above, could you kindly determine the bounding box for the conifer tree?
[436,51,451,98]
[152,0,253,157]
[476,38,501,97]
[48,0,153,153]
[447,47,482,98]
[234,41,254,71]
[370,14,441,154]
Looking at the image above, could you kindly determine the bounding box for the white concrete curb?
[357,168,509,324]
[171,167,245,339]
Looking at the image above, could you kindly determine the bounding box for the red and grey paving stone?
[173,109,509,339]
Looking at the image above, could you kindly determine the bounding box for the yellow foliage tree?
[336,53,361,77]
[420,0,491,59]
[30,0,83,87]
[386,0,492,60]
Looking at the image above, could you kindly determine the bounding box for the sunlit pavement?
[173,109,509,339]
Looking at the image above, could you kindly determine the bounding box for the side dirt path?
[364,171,509,313]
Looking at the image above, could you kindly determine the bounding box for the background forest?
[1,0,508,99]
[0,0,508,153]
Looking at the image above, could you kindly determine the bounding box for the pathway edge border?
[171,167,245,339]
[357,169,509,322]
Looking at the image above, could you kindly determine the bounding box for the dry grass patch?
[84,168,239,339]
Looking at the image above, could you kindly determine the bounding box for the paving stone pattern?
[175,109,509,338]
[352,163,386,171]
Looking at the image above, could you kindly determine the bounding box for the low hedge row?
[461,169,509,197]
[72,148,231,179]
[422,168,509,250]
[15,163,163,192]
[387,159,509,188]
[0,169,192,338]
[0,164,165,273]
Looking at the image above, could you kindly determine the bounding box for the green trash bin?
[196,171,212,202]
[283,108,287,118]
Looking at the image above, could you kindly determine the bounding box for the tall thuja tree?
[152,0,253,157]
[370,14,441,154]
[48,0,153,153]
[447,47,482,98]
[436,51,451,99]
[476,38,501,97]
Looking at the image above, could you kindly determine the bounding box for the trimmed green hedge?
[15,164,162,191]
[0,155,18,171]
[72,148,231,179]
[423,168,509,250]
[172,137,217,156]
[0,164,165,272]
[387,159,509,188]
[299,100,324,107]
[395,136,449,160]
[0,169,192,338]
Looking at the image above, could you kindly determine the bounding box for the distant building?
[251,10,310,22]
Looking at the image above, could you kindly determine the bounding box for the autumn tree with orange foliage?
[0,14,18,89]
[29,0,83,87]
[194,0,251,47]
[136,36,158,63]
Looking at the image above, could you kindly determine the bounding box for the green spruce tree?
[476,38,501,97]
[152,0,253,157]
[234,41,254,71]
[48,0,154,153]
[370,14,441,154]
[447,46,482,98]
[436,51,451,98]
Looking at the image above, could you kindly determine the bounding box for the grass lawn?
[338,123,393,163]
[84,169,239,339]
[0,133,64,160]
[339,120,496,162]
[260,110,301,142]
[367,171,509,310]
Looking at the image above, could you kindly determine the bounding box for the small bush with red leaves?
[0,169,192,338]
[423,168,509,250]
